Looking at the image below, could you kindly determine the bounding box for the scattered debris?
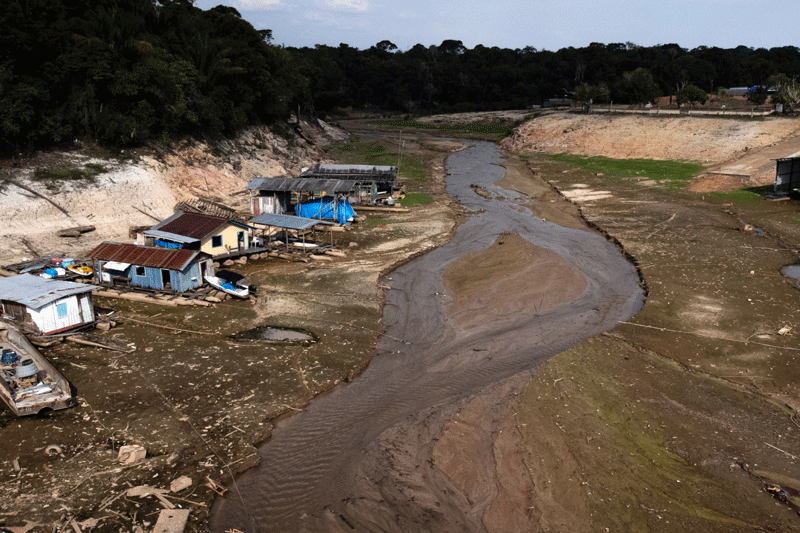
[765,483,789,502]
[152,509,189,533]
[117,444,147,464]
[204,476,227,496]
[778,325,792,336]
[170,475,192,493]
[44,444,64,456]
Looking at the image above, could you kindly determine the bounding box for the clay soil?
[3,111,800,532]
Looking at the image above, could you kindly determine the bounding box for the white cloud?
[326,0,369,12]
[233,0,281,9]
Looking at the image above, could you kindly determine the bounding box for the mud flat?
[210,141,644,531]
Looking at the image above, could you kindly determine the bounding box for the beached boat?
[66,264,93,277]
[0,322,76,416]
[204,273,250,299]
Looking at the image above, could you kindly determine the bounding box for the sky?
[191,0,800,52]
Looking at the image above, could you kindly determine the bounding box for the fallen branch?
[0,175,71,217]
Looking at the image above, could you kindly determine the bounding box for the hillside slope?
[0,118,346,265]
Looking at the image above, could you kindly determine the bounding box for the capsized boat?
[0,322,76,416]
[205,272,250,299]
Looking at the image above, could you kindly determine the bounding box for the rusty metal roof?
[0,274,96,310]
[246,177,353,193]
[149,211,231,240]
[87,242,204,271]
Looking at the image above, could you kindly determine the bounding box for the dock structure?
[248,213,337,254]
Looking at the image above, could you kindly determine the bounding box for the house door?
[238,231,245,251]
[161,269,171,290]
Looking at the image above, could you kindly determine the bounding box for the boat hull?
[0,322,76,416]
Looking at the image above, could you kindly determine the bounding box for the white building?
[0,274,97,335]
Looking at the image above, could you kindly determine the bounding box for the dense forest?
[2,0,800,157]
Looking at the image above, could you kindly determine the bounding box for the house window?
[56,302,68,318]
[135,266,146,276]
[212,235,223,248]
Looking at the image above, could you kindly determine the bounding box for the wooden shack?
[0,274,97,335]
[88,242,212,293]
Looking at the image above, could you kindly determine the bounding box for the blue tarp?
[154,239,184,249]
[295,196,355,225]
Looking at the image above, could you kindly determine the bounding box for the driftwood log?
[56,225,96,238]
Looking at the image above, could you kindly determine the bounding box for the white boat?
[0,322,76,416]
[204,274,249,299]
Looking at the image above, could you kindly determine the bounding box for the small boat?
[66,264,93,277]
[0,322,76,416]
[205,273,250,299]
[40,267,66,279]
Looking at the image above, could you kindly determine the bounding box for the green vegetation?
[4,3,800,156]
[547,154,705,190]
[0,0,304,156]
[708,185,774,203]
[33,164,107,183]
[329,138,426,182]
[398,192,433,207]
[372,119,515,137]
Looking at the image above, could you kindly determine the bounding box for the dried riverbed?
[210,141,644,531]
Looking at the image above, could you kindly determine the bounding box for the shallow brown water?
[210,141,644,532]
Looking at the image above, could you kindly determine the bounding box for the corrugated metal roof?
[88,242,203,271]
[248,213,329,230]
[150,211,230,240]
[305,164,398,175]
[143,229,201,244]
[246,177,353,193]
[0,274,96,310]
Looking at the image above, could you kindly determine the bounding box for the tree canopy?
[2,2,800,156]
[0,0,304,156]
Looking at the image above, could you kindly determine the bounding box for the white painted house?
[0,274,97,335]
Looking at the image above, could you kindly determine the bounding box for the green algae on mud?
[511,150,800,531]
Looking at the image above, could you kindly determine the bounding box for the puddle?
[781,264,800,287]
[230,326,317,345]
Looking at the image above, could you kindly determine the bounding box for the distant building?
[775,156,800,194]
[300,164,401,204]
[88,242,212,293]
[0,274,97,335]
[144,211,253,257]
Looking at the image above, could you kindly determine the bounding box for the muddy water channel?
[210,142,644,532]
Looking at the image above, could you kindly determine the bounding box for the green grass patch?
[707,185,773,203]
[546,154,705,190]
[397,192,433,207]
[372,119,515,137]
[330,138,427,182]
[33,164,107,183]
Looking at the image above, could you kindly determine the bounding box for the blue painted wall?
[99,261,202,292]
